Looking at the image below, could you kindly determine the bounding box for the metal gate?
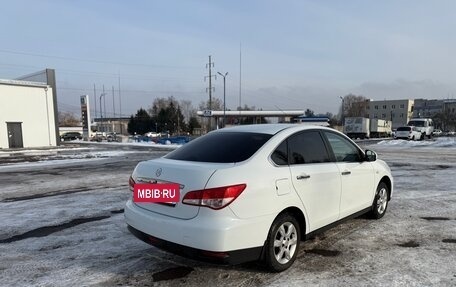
[7,122,23,148]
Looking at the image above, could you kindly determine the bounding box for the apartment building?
[366,99,414,129]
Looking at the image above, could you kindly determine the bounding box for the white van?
[407,118,434,139]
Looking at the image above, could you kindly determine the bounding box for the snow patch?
[377,137,456,148]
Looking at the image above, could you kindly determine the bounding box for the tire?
[264,213,300,272]
[369,182,389,219]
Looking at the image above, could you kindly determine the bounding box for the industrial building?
[365,99,415,129]
[0,69,59,149]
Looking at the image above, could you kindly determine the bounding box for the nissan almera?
[125,124,393,272]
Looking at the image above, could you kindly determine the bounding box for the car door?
[323,131,375,218]
[287,130,341,231]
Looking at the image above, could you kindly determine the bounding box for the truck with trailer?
[344,117,392,139]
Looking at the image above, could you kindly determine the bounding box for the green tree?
[305,109,315,117]
[154,100,186,135]
[187,116,201,134]
[127,108,152,135]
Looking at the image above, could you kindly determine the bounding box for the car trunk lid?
[132,157,226,219]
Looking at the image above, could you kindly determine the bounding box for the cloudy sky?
[1,0,455,117]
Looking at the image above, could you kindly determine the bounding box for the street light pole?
[217,72,228,128]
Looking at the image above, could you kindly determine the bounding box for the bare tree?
[148,96,179,117]
[199,98,223,111]
[179,99,194,122]
[340,94,369,119]
[58,112,80,127]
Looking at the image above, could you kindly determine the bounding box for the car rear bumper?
[127,224,263,264]
[124,199,272,263]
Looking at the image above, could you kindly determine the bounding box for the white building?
[0,69,58,149]
[366,99,415,129]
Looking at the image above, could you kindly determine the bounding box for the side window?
[271,140,288,166]
[324,132,362,162]
[288,131,330,165]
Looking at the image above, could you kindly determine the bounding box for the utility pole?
[93,84,97,119]
[100,92,105,133]
[103,85,106,121]
[118,73,123,135]
[100,85,106,133]
[205,55,216,130]
[205,55,215,110]
[112,86,116,118]
[239,43,242,124]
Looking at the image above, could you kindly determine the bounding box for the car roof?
[214,124,327,135]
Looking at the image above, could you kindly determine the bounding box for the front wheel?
[369,182,389,219]
[264,213,300,272]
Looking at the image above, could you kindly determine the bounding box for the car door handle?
[341,171,351,175]
[296,174,311,180]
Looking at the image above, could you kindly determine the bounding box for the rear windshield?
[397,127,411,131]
[165,132,272,163]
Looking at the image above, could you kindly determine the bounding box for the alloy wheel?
[273,222,298,264]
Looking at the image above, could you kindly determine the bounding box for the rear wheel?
[369,182,389,219]
[264,213,300,272]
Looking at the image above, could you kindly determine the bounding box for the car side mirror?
[365,150,377,162]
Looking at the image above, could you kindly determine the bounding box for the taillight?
[129,176,135,192]
[182,184,246,210]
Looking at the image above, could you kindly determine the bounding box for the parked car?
[407,118,434,139]
[125,124,393,272]
[60,132,82,141]
[157,136,191,145]
[106,132,118,142]
[90,132,106,142]
[432,129,442,136]
[394,126,422,140]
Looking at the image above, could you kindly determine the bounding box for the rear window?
[288,131,330,164]
[397,127,411,131]
[165,132,272,163]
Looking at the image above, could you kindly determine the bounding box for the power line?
[0,49,199,69]
[57,86,203,95]
[0,62,200,82]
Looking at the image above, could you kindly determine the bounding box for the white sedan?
[125,124,393,272]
